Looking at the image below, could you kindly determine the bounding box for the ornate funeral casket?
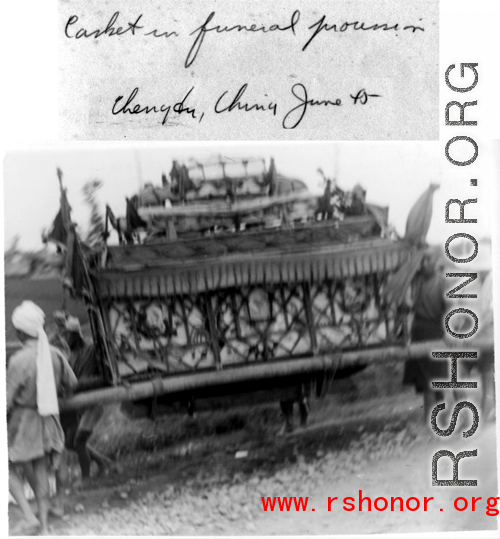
[89,157,415,386]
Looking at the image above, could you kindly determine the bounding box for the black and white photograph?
[1,0,500,538]
[3,142,497,535]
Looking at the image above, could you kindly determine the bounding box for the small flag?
[267,157,278,196]
[62,233,89,296]
[106,205,124,243]
[404,184,440,246]
[126,198,147,230]
[106,205,118,229]
[44,170,73,250]
[44,168,90,296]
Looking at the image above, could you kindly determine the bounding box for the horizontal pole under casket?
[60,339,494,411]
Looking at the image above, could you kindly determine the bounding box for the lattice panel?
[211,285,312,365]
[105,276,408,376]
[108,297,215,373]
[310,277,397,350]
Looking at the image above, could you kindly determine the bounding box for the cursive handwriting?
[65,12,145,38]
[64,11,426,68]
[302,15,424,51]
[109,83,382,127]
[350,89,382,105]
[112,87,203,126]
[214,84,278,116]
[282,83,342,129]
[185,10,301,68]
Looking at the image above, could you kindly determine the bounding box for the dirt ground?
[8,387,499,536]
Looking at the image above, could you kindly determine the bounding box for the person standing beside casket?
[48,310,71,359]
[61,317,110,480]
[278,383,311,435]
[403,251,455,423]
[477,269,495,421]
[7,301,77,535]
[454,266,495,421]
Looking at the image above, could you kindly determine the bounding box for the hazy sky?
[3,141,495,251]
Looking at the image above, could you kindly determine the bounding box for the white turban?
[12,301,59,416]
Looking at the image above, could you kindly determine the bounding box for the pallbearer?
[402,249,455,422]
[62,317,110,481]
[7,301,77,535]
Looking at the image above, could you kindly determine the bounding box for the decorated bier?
[89,157,418,388]
[98,220,414,381]
[51,158,447,410]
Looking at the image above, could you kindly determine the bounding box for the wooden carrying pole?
[60,339,494,411]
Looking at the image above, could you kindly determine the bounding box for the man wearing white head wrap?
[12,301,60,416]
[8,301,78,535]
